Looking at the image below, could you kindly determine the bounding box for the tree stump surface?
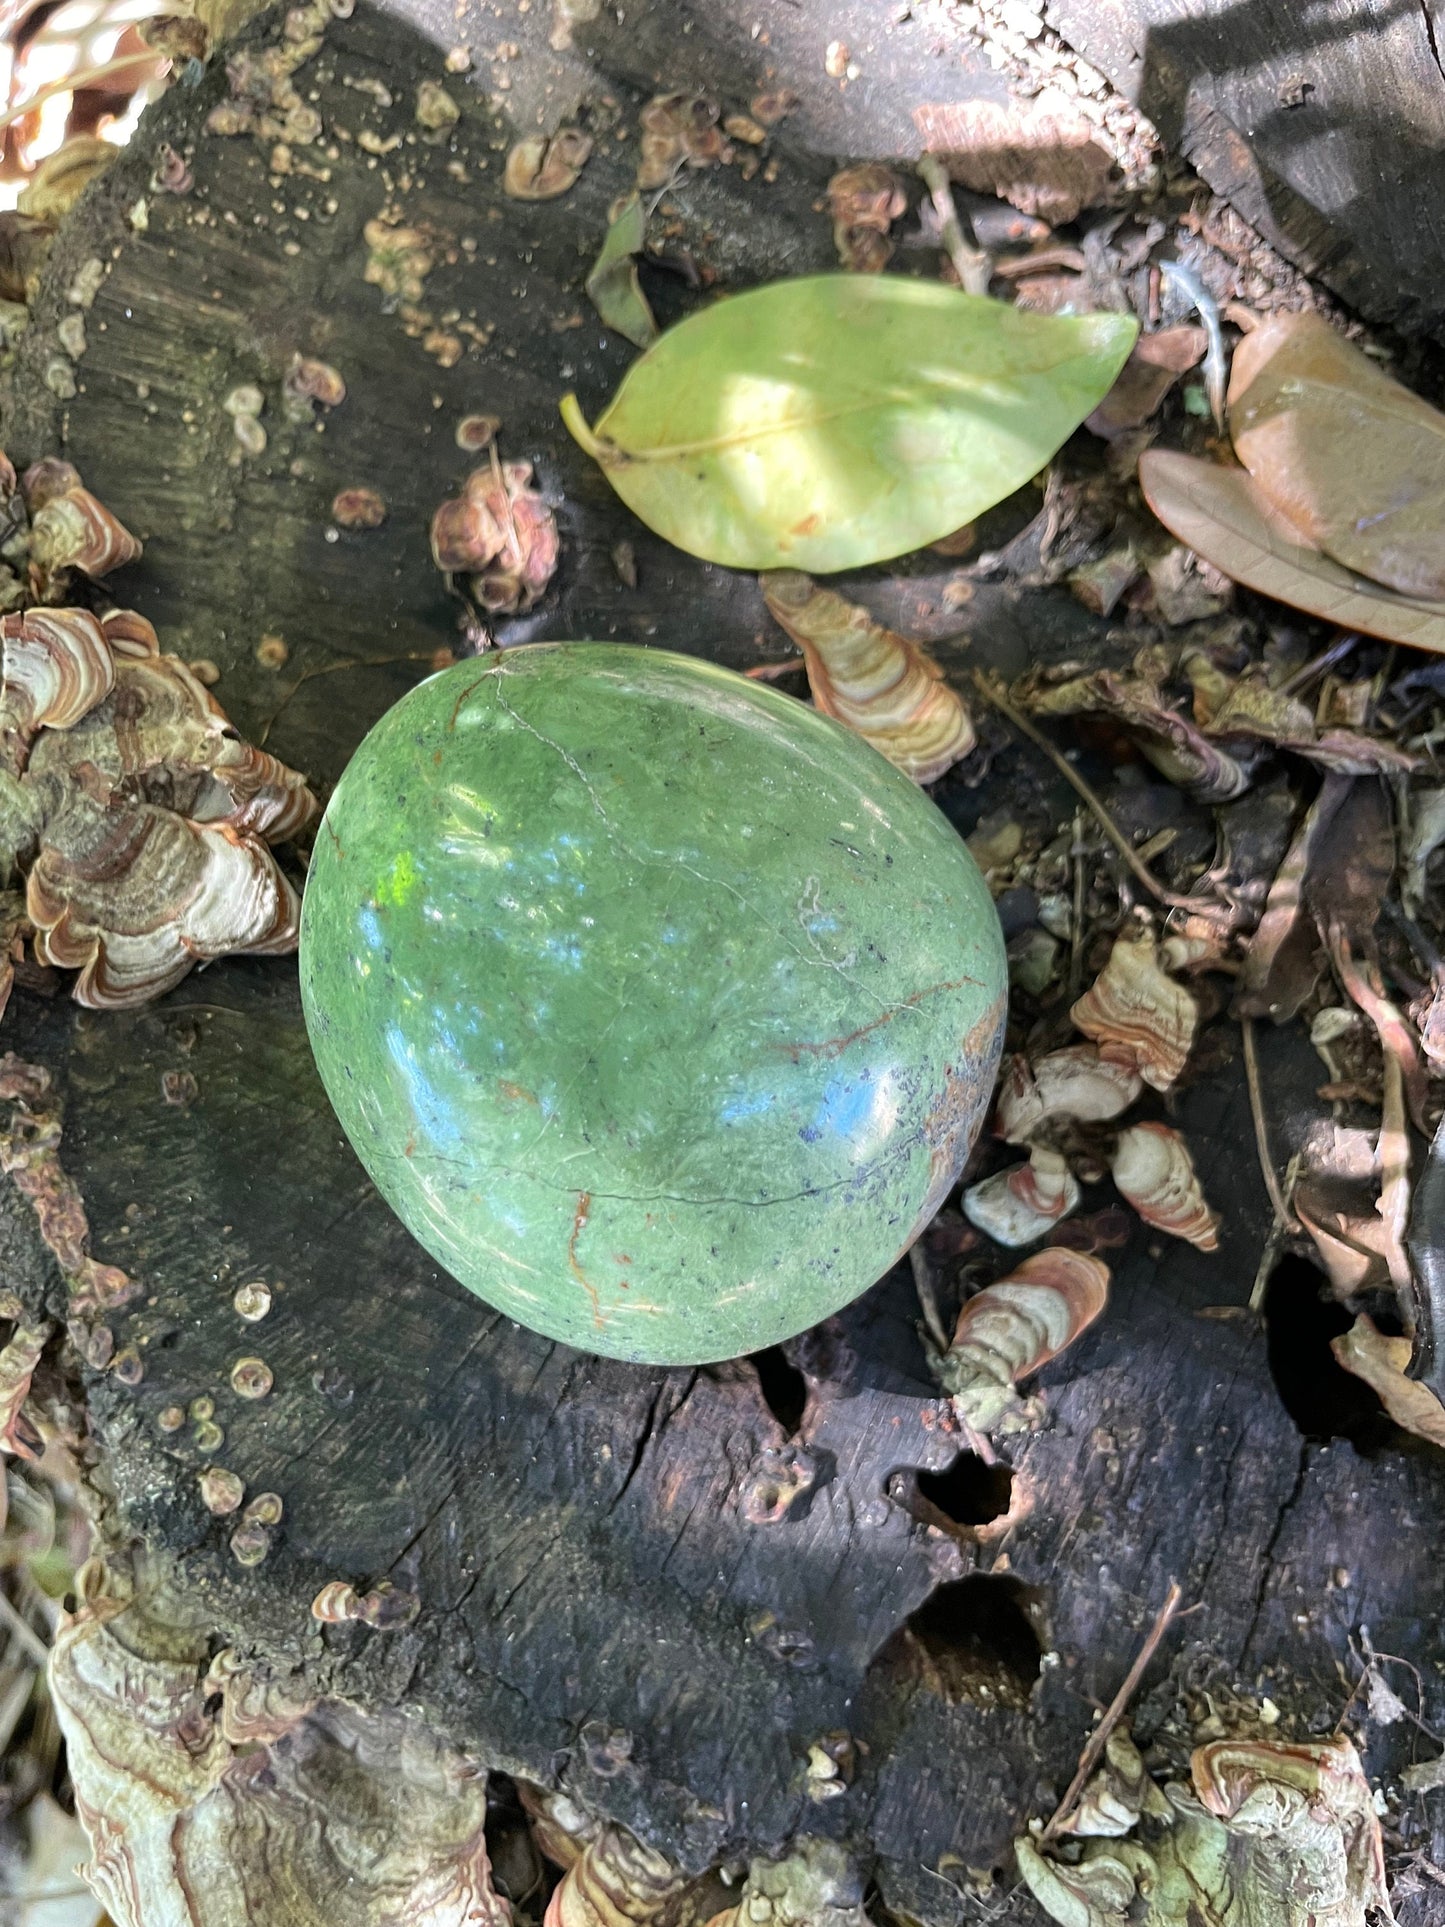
[1049,0,1445,338]
[2,3,1445,1922]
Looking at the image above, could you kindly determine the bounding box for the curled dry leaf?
[760,572,974,782]
[504,127,594,200]
[826,163,906,274]
[1019,1735,1392,1927]
[1071,932,1197,1091]
[1294,1175,1390,1298]
[1018,652,1252,802]
[636,92,727,191]
[585,194,657,349]
[1086,325,1206,440]
[430,460,559,613]
[1110,1122,1220,1251]
[936,1247,1109,1434]
[1332,1315,1445,1447]
[995,1044,1143,1143]
[561,276,1136,574]
[544,1820,690,1927]
[50,1554,513,1927]
[964,1144,1080,1247]
[1140,450,1445,654]
[1229,311,1445,599]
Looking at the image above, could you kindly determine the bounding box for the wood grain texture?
[0,3,1443,1922]
[1048,0,1445,335]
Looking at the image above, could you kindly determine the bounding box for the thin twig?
[910,1245,951,1358]
[0,1588,49,1669]
[972,672,1221,915]
[917,155,992,296]
[1039,1580,1184,1846]
[1249,1150,1301,1313]
[258,650,441,745]
[1067,810,1086,1002]
[1279,632,1360,699]
[1241,1015,1295,1231]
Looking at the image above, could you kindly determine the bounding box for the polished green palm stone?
[299,644,1006,1364]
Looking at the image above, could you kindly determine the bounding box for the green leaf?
[560,273,1137,573]
[585,192,657,349]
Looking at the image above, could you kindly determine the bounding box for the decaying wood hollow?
[1,0,1444,1922]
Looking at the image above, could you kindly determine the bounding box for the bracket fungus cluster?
[964,927,1218,1252]
[0,456,317,1013]
[1018,1735,1392,1926]
[430,453,560,615]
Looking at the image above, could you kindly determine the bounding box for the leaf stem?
[558,393,606,461]
[918,155,992,296]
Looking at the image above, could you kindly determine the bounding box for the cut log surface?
[2,3,1444,1923]
[1049,0,1445,337]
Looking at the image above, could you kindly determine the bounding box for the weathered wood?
[1048,0,1445,338]
[1,3,1444,1923]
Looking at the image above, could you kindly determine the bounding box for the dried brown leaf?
[1139,451,1445,653]
[1332,1316,1445,1447]
[1230,311,1445,598]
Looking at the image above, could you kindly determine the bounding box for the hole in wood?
[1262,1253,1397,1450]
[748,1345,808,1434]
[485,1774,551,1909]
[915,1452,1014,1527]
[870,1573,1045,1709]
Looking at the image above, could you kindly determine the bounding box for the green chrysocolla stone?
[299,644,1006,1364]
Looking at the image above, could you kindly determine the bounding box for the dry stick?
[910,1244,951,1358]
[1249,1150,1302,1313]
[258,650,441,745]
[973,672,1221,915]
[917,155,992,296]
[0,1587,49,1669]
[1241,1015,1296,1231]
[1039,1579,1184,1846]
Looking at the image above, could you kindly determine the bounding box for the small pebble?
[233,1280,272,1322]
[199,1466,244,1514]
[230,1356,274,1399]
